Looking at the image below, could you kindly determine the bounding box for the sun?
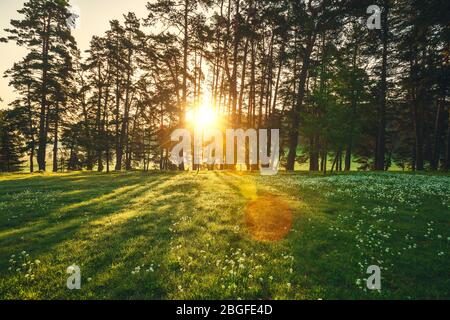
[186,103,218,130]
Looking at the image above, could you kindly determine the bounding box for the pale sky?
[0,0,149,109]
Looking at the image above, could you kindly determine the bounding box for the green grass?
[0,171,449,300]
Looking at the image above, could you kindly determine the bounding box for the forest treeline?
[0,0,449,173]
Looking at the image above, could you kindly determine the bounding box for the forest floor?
[0,171,449,299]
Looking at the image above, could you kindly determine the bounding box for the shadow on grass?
[0,172,200,299]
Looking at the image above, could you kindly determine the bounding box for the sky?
[0,0,149,109]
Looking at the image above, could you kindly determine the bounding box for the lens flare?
[186,102,218,130]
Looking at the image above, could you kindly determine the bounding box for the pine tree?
[4,57,39,172]
[0,110,24,172]
[3,0,77,171]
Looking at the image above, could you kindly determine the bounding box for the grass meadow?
[0,171,449,299]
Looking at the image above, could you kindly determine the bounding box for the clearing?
[0,171,448,299]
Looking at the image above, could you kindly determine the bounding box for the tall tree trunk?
[103,76,111,173]
[114,72,122,171]
[212,1,223,110]
[345,41,359,171]
[30,142,35,173]
[27,84,35,173]
[258,38,266,128]
[286,33,317,171]
[230,0,240,126]
[37,18,50,172]
[331,151,338,173]
[96,65,104,172]
[120,49,132,171]
[176,0,189,171]
[193,50,198,105]
[431,97,444,170]
[265,30,275,123]
[413,98,425,170]
[106,130,110,174]
[52,102,59,173]
[238,37,249,125]
[375,1,389,171]
[445,110,450,170]
[272,42,285,117]
[309,135,319,171]
[248,39,256,126]
[320,142,328,175]
[182,0,189,124]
